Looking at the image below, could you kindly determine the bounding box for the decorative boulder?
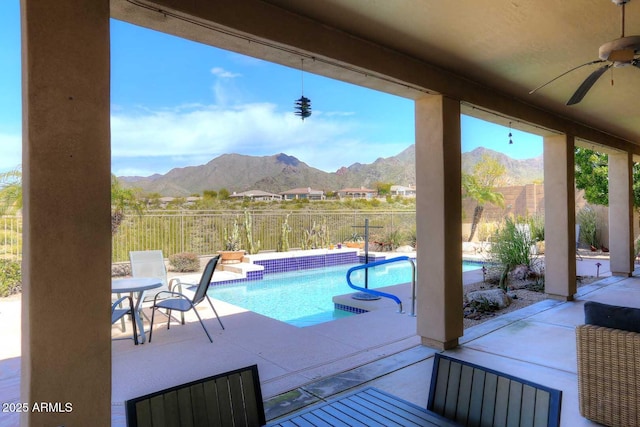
[466,289,511,309]
[396,245,415,253]
[511,264,536,280]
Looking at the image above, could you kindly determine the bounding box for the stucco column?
[21,0,111,425]
[608,152,634,276]
[543,135,576,300]
[415,96,463,350]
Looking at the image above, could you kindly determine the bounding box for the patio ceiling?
[113,0,640,149]
[263,0,640,143]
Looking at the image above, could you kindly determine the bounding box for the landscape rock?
[395,245,415,253]
[511,264,535,280]
[466,288,511,309]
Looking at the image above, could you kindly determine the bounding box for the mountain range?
[119,145,543,197]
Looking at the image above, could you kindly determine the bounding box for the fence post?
[180,212,185,254]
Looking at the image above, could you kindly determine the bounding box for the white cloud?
[0,106,411,177]
[210,67,241,78]
[111,103,410,176]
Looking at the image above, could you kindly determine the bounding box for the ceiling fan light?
[607,48,635,62]
[599,36,640,61]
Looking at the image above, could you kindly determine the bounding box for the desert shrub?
[465,296,500,316]
[577,206,599,248]
[524,274,545,293]
[168,252,200,272]
[0,259,21,297]
[489,217,536,289]
[528,214,545,242]
[380,228,403,251]
[407,227,417,248]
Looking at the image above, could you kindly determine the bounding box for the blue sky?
[0,0,542,177]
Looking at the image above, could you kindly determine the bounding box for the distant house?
[337,187,377,199]
[280,187,325,201]
[229,190,282,201]
[156,196,201,208]
[390,185,416,198]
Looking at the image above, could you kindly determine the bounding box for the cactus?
[278,213,291,252]
[223,216,241,251]
[243,209,261,254]
[301,218,328,249]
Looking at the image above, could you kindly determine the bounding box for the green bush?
[373,228,403,251]
[577,206,599,248]
[528,214,545,242]
[0,259,21,297]
[168,252,200,272]
[489,217,536,289]
[408,227,417,248]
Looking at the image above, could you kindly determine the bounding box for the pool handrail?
[345,256,416,315]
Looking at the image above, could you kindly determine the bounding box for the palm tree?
[462,154,506,242]
[0,166,23,215]
[0,167,143,234]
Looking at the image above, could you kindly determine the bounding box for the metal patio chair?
[149,256,225,343]
[111,295,138,345]
[129,250,171,304]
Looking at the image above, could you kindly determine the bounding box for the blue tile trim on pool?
[213,270,264,286]
[254,251,359,274]
[211,251,361,286]
[334,303,368,314]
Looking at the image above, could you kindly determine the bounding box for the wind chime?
[294,59,312,120]
[508,122,514,144]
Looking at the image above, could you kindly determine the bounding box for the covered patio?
[17,0,640,425]
[1,258,625,426]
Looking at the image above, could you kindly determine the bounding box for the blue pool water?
[210,261,482,327]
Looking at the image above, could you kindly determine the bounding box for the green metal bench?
[428,354,562,427]
[126,365,265,427]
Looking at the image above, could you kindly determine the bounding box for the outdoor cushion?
[584,301,640,333]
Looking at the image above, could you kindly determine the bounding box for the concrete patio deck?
[0,256,621,426]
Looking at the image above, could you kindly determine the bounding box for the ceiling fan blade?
[529,60,606,95]
[566,63,612,105]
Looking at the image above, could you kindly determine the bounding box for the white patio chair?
[128,250,183,326]
[129,250,172,303]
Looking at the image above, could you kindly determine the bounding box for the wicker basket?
[576,324,640,427]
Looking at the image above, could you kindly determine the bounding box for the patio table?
[112,277,162,344]
[267,387,460,426]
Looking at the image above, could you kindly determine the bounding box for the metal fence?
[0,211,417,263]
[112,210,416,262]
[0,216,22,261]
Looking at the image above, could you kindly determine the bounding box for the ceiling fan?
[530,0,640,105]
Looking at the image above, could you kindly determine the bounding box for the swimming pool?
[210,260,483,327]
